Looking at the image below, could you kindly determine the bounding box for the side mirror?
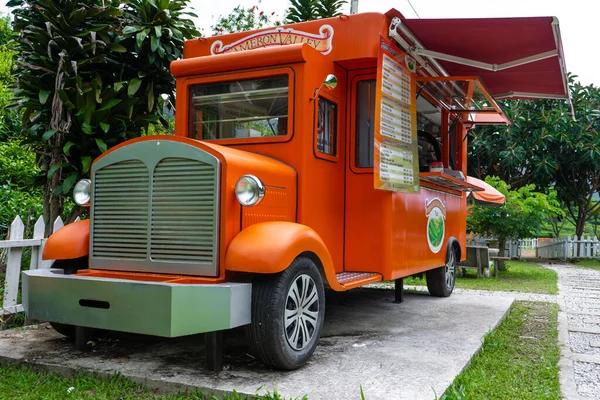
[323,74,337,90]
[311,74,338,101]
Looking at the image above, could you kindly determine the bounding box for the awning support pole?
[388,17,448,78]
[413,48,558,72]
[390,17,449,77]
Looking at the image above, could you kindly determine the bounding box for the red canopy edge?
[385,9,571,109]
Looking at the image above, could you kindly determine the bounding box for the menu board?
[374,36,420,193]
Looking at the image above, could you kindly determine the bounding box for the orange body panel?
[225,221,343,289]
[42,220,90,260]
[171,44,322,78]
[76,269,225,284]
[47,11,479,290]
[88,135,297,280]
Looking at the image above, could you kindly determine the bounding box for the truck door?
[344,71,390,273]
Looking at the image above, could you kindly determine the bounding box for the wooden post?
[476,247,482,278]
[29,216,45,271]
[3,217,24,318]
[53,216,64,233]
[205,331,223,372]
[39,216,65,269]
[394,278,404,303]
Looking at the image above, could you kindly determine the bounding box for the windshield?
[189,76,289,140]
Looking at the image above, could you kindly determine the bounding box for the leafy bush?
[0,140,42,238]
[468,177,564,258]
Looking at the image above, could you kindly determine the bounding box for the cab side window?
[355,79,376,168]
[317,97,337,156]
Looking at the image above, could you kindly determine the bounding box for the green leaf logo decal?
[426,198,446,253]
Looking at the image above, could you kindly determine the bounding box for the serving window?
[189,75,289,140]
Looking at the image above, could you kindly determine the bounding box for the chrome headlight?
[235,175,265,207]
[73,179,91,207]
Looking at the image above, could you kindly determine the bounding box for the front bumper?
[22,269,251,337]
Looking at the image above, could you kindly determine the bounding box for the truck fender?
[446,236,462,261]
[225,221,338,284]
[42,219,90,260]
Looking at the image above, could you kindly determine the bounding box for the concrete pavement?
[0,288,513,399]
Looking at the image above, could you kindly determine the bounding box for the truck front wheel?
[426,246,457,297]
[250,256,325,370]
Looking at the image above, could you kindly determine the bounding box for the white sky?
[191,0,600,87]
[1,0,598,86]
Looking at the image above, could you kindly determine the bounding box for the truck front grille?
[93,160,150,260]
[90,142,220,276]
[150,158,217,263]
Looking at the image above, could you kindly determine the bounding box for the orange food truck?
[23,9,570,370]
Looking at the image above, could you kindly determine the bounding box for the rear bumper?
[22,269,251,337]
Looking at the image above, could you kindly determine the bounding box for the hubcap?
[284,274,320,351]
[445,251,456,290]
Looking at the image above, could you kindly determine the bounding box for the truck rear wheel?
[250,256,325,370]
[426,246,457,297]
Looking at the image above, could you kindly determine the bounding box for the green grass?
[405,260,558,294]
[442,301,560,400]
[0,364,303,400]
[571,258,600,271]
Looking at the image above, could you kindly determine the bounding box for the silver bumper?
[22,269,251,337]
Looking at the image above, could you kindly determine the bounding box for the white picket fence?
[520,238,538,249]
[466,235,521,259]
[536,236,600,260]
[0,215,69,317]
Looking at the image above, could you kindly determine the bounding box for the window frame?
[183,67,295,146]
[314,95,339,160]
[349,72,377,174]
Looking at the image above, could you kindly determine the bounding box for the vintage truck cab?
[23,9,569,370]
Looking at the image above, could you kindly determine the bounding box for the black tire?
[250,257,325,370]
[52,256,88,275]
[426,246,457,297]
[49,322,76,338]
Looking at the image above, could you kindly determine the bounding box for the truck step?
[336,272,382,289]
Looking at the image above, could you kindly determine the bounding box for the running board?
[335,272,382,290]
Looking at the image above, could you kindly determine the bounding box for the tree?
[285,0,346,23]
[211,1,280,35]
[468,77,600,239]
[0,140,43,238]
[0,16,40,238]
[315,0,347,18]
[285,0,318,23]
[9,0,199,234]
[0,15,20,140]
[467,177,563,258]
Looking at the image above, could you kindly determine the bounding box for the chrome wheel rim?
[284,274,320,351]
[446,251,456,290]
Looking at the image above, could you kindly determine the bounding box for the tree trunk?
[575,213,587,239]
[66,206,83,224]
[497,237,508,270]
[40,149,65,237]
[575,206,588,257]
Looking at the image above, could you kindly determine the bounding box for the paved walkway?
[542,262,600,400]
[373,264,600,399]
